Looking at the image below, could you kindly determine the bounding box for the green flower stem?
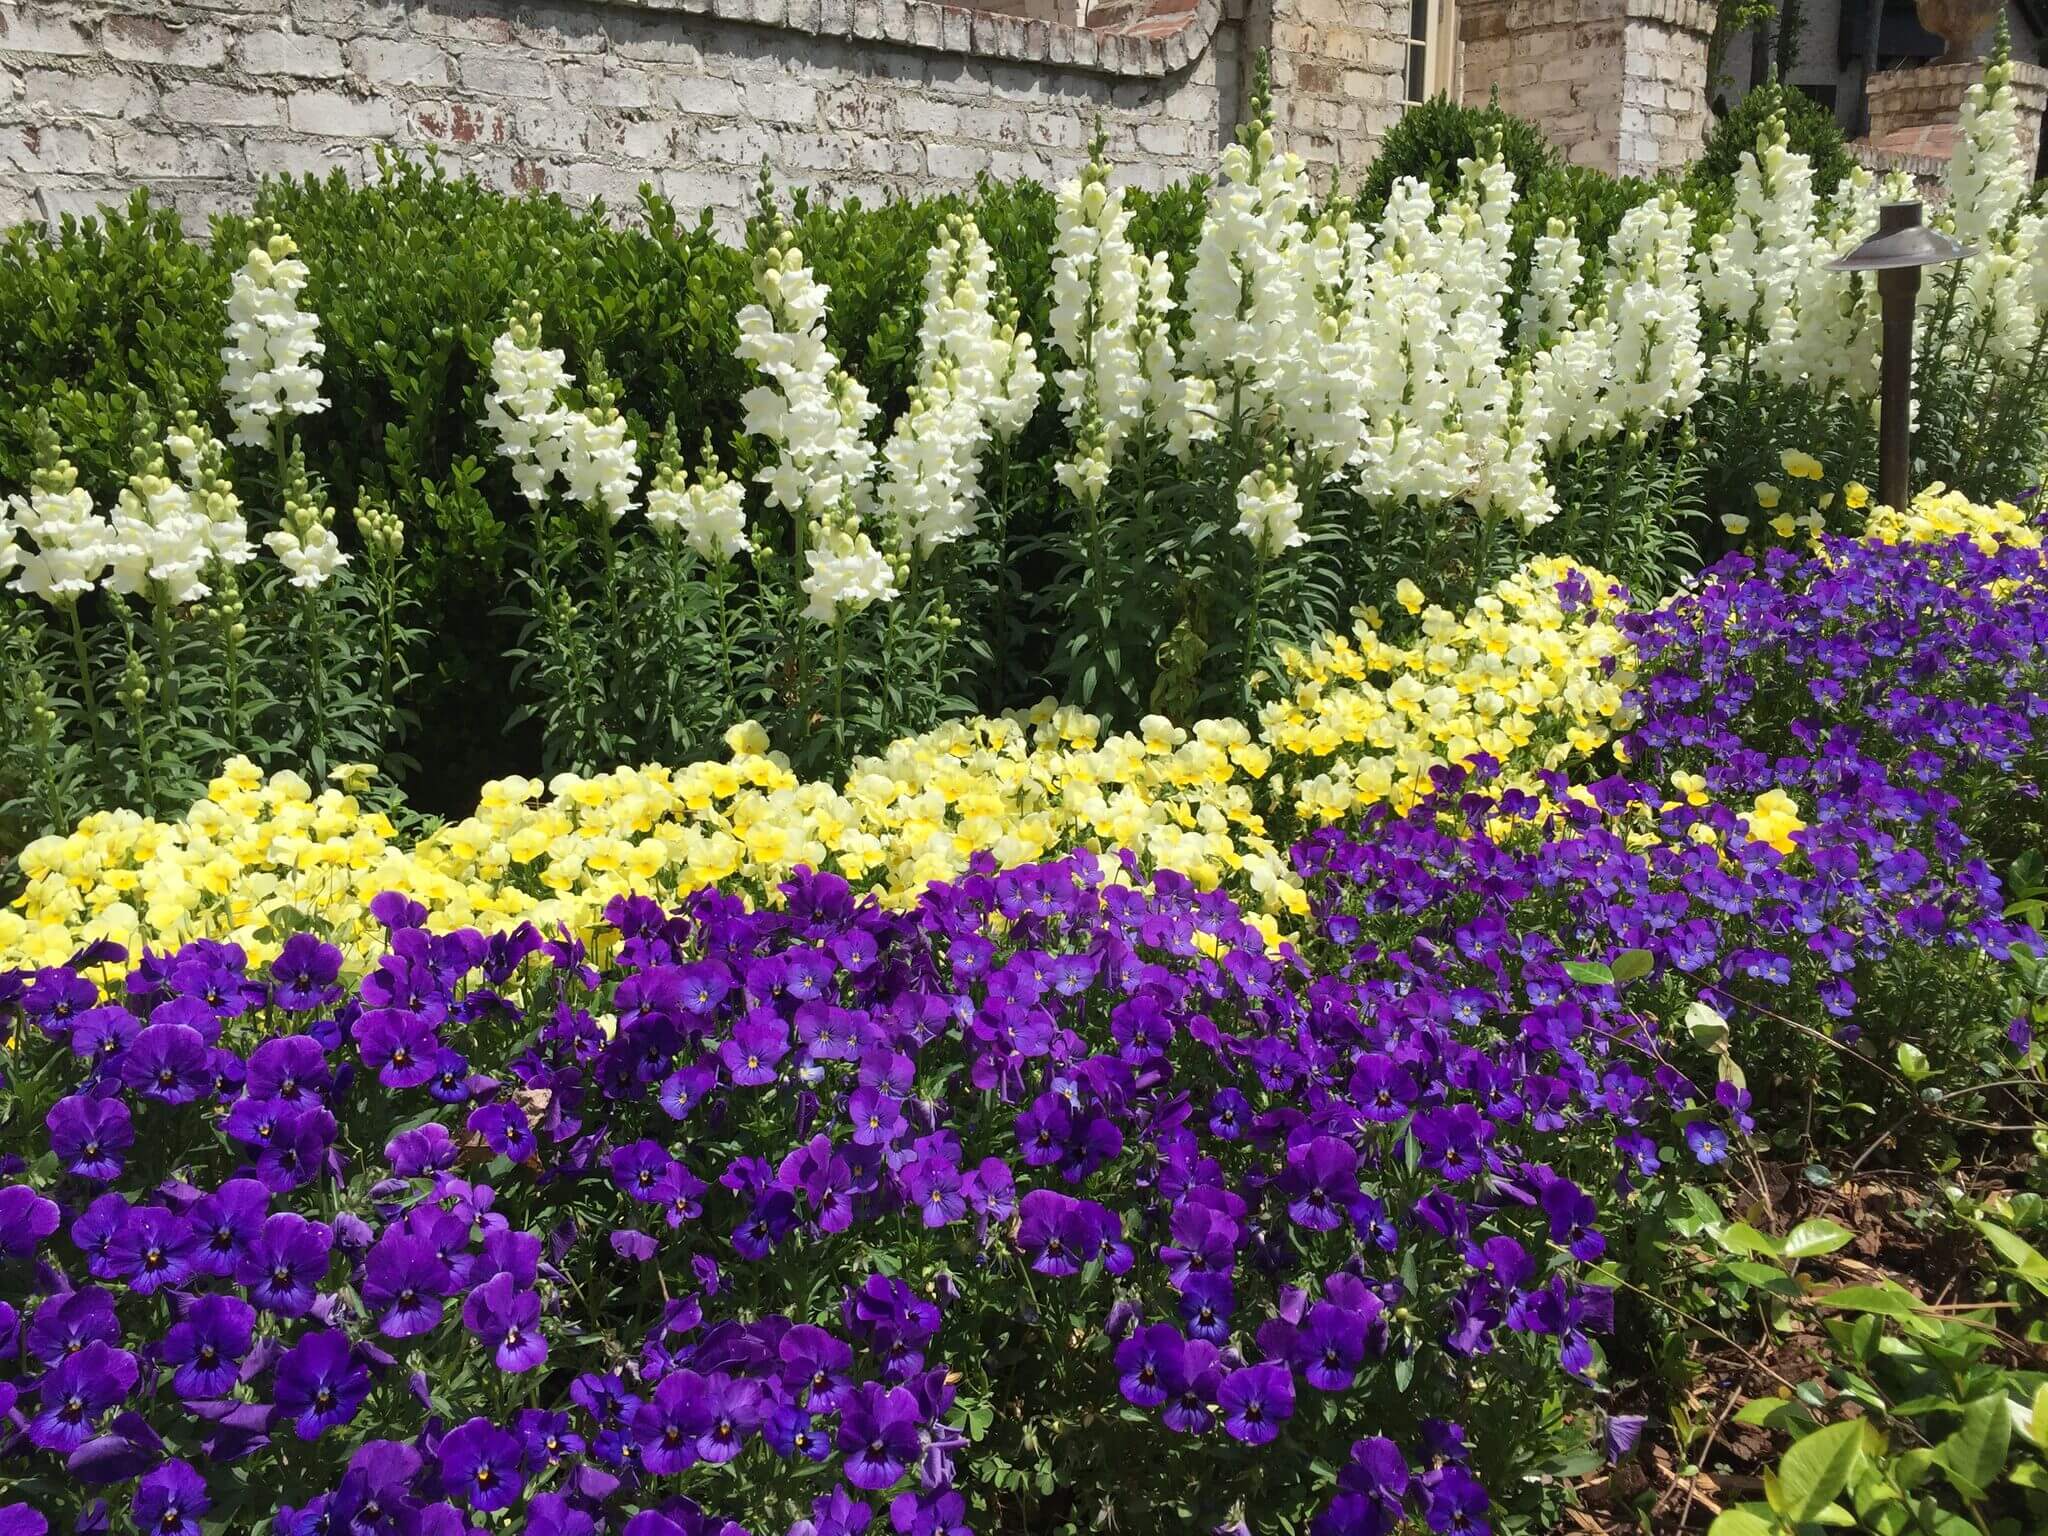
[152,590,180,744]
[831,615,848,765]
[128,687,157,812]
[306,585,329,773]
[1241,547,1268,709]
[376,562,398,753]
[65,599,109,773]
[711,557,737,729]
[223,613,244,751]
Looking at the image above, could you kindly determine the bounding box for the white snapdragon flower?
[106,443,212,606]
[1526,307,1619,451]
[1054,413,1114,508]
[560,396,640,525]
[221,232,328,447]
[737,239,878,522]
[264,460,348,590]
[266,521,346,589]
[8,425,113,605]
[1050,147,1163,488]
[801,515,898,623]
[1273,214,1377,469]
[647,442,752,563]
[2028,208,2048,312]
[1353,148,1532,514]
[1354,177,1465,506]
[1182,120,1312,446]
[989,313,1046,441]
[1941,48,2042,365]
[1699,117,1827,384]
[0,496,19,585]
[1519,218,1585,347]
[1947,47,2029,253]
[1604,195,1705,428]
[166,410,253,566]
[879,218,1010,554]
[1791,165,1889,400]
[1232,464,1304,558]
[484,313,575,508]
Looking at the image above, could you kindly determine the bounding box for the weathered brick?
[612,117,675,161]
[39,182,129,224]
[165,82,286,127]
[240,31,348,77]
[20,67,158,119]
[244,137,361,179]
[458,50,555,100]
[0,4,97,57]
[102,13,228,68]
[748,80,818,126]
[4,121,100,173]
[1,0,1420,231]
[925,141,988,180]
[412,99,514,146]
[288,89,400,136]
[659,164,747,209]
[349,38,451,87]
[513,103,588,152]
[113,127,236,177]
[668,76,745,117]
[561,61,659,110]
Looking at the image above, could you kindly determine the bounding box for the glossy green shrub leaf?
[1770,1419,1864,1524]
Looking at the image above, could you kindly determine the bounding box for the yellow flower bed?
[0,557,1646,972]
[1262,555,1636,822]
[1863,482,2040,553]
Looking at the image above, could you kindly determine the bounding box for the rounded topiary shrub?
[1352,94,1558,227]
[1688,78,1858,204]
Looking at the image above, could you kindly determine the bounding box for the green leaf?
[1562,959,1614,986]
[1610,947,1653,984]
[1934,1393,2011,1499]
[1717,1222,1787,1258]
[1894,1042,1931,1081]
[1772,1419,1864,1523]
[2028,1383,2047,1449]
[1686,999,1730,1048]
[1813,1282,1925,1320]
[1737,1396,1817,1431]
[1707,1504,1782,1536]
[1974,1220,2048,1295]
[1782,1218,1855,1260]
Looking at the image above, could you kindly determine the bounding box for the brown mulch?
[1564,1156,2038,1533]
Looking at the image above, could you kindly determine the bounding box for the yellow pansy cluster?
[1260,556,1636,822]
[1,714,1298,971]
[0,557,1639,972]
[1862,482,2041,553]
[1727,448,1834,542]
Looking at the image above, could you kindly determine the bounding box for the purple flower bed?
[0,851,1714,1536]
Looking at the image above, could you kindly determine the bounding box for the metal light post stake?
[1827,200,1974,514]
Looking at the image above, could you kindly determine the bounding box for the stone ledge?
[1865,58,2047,171]
[1458,0,1713,31]
[601,0,1221,76]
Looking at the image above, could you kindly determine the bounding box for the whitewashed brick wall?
[0,0,1404,232]
[1457,0,1717,179]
